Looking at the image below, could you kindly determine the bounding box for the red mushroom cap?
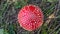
[18,5,44,31]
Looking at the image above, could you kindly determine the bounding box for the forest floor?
[0,0,60,34]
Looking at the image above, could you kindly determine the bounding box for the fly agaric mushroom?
[18,5,44,31]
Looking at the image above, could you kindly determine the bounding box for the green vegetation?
[0,0,60,34]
